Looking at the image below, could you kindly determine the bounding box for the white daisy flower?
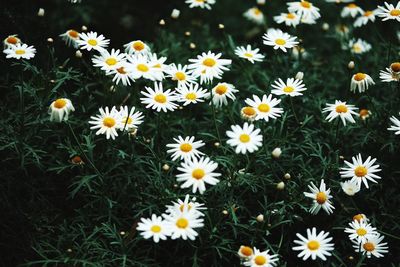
[166,136,205,161]
[128,54,158,81]
[211,82,238,107]
[340,153,382,189]
[350,72,375,93]
[123,40,150,56]
[3,43,36,60]
[136,214,171,243]
[185,0,215,10]
[262,29,299,53]
[349,39,372,55]
[353,234,389,258]
[240,106,257,122]
[188,51,232,84]
[76,31,109,52]
[165,194,206,217]
[176,83,210,106]
[377,1,400,22]
[341,3,364,18]
[303,179,335,215]
[274,12,301,27]
[243,7,265,25]
[108,62,135,86]
[48,98,75,122]
[59,29,80,48]
[226,123,263,154]
[118,106,144,131]
[271,78,307,97]
[287,0,321,21]
[176,156,221,194]
[163,208,204,240]
[380,62,400,82]
[3,35,21,48]
[238,246,254,259]
[140,82,178,112]
[245,94,283,122]
[166,63,197,88]
[88,106,122,140]
[340,180,360,196]
[345,220,378,244]
[92,49,126,73]
[388,113,400,135]
[243,247,279,267]
[354,10,378,27]
[292,227,334,261]
[234,45,265,63]
[322,100,358,126]
[148,53,168,81]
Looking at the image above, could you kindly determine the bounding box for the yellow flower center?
[137,63,149,72]
[254,255,267,265]
[154,94,167,103]
[316,192,327,204]
[203,58,216,67]
[239,134,251,143]
[176,218,189,229]
[364,11,373,16]
[390,62,400,72]
[133,41,145,51]
[103,117,116,128]
[68,30,79,38]
[352,44,362,53]
[186,92,197,100]
[192,168,205,180]
[356,228,367,236]
[348,3,357,8]
[275,38,286,46]
[258,103,270,113]
[240,246,253,257]
[175,71,186,81]
[335,104,348,113]
[359,109,369,117]
[122,116,133,124]
[15,49,25,55]
[354,73,366,81]
[390,9,400,16]
[116,67,127,74]
[353,214,364,222]
[242,106,256,116]
[300,1,311,8]
[151,225,161,233]
[88,39,98,46]
[253,8,262,15]
[7,36,18,44]
[283,86,294,93]
[244,53,253,58]
[215,84,228,95]
[180,143,192,152]
[105,58,117,66]
[54,99,67,109]
[363,242,375,252]
[307,240,320,251]
[287,13,296,19]
[354,166,367,177]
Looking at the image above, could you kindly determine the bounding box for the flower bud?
[276,181,285,190]
[295,71,304,80]
[271,147,282,159]
[284,173,291,180]
[162,164,170,171]
[37,8,45,17]
[75,50,82,58]
[256,214,264,222]
[348,61,355,69]
[171,9,180,19]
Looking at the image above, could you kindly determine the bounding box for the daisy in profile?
[380,62,400,82]
[262,29,299,53]
[287,0,321,21]
[124,40,150,55]
[340,180,360,196]
[165,195,206,217]
[243,7,265,25]
[243,247,279,267]
[185,0,215,10]
[292,227,334,261]
[176,83,210,106]
[92,49,126,73]
[322,100,358,126]
[166,64,197,88]
[245,94,283,122]
[226,123,263,154]
[341,3,364,18]
[388,113,400,135]
[274,12,301,27]
[3,34,21,48]
[359,109,372,121]
[353,234,389,258]
[3,43,36,60]
[76,31,109,52]
[188,51,232,84]
[238,246,253,260]
[303,179,335,215]
[354,10,378,27]
[271,78,307,97]
[59,29,80,48]
[345,220,378,244]
[340,153,382,189]
[148,53,168,81]
[140,82,178,112]
[377,1,400,22]
[166,136,205,161]
[118,106,144,131]
[350,73,375,93]
[48,98,75,122]
[163,208,204,240]
[211,82,238,107]
[349,39,372,55]
[176,156,221,194]
[109,62,135,86]
[128,54,158,81]
[240,106,257,122]
[136,214,171,243]
[234,45,265,63]
[353,214,369,223]
[88,106,122,140]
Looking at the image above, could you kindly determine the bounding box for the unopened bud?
[276,181,285,190]
[47,38,54,43]
[271,147,282,159]
[185,31,191,36]
[348,61,355,69]
[214,142,220,147]
[295,71,304,80]
[171,9,180,19]
[81,25,88,31]
[190,43,196,49]
[322,23,329,31]
[222,210,228,215]
[218,24,225,29]
[75,50,82,58]
[162,164,170,171]
[37,8,45,17]
[159,19,166,26]
[256,214,264,222]
[257,0,266,4]
[284,173,291,180]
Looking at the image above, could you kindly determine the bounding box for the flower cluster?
[3,34,36,60]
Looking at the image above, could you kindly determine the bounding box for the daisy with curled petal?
[3,43,36,60]
[211,82,238,107]
[292,227,334,261]
[274,12,301,27]
[243,7,265,25]
[118,106,144,131]
[163,208,204,240]
[185,0,215,10]
[245,94,283,122]
[234,45,265,63]
[92,49,126,73]
[322,100,358,126]
[136,214,171,243]
[349,39,371,55]
[262,29,299,53]
[341,3,364,18]
[388,113,400,135]
[165,194,206,217]
[271,78,307,97]
[353,234,389,258]
[176,156,221,194]
[243,247,279,267]
[345,220,378,244]
[166,136,205,162]
[59,29,80,48]
[3,34,21,48]
[128,54,158,81]
[76,31,109,52]
[140,82,178,112]
[49,98,75,122]
[166,63,197,88]
[176,83,210,106]
[340,153,382,189]
[350,73,375,93]
[380,62,400,83]
[354,10,378,27]
[188,51,232,84]
[377,1,400,22]
[124,40,150,55]
[340,180,360,196]
[108,62,135,86]
[287,0,321,21]
[303,179,335,215]
[226,123,263,154]
[88,106,122,140]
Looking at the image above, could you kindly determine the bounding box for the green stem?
[290,97,300,125]
[210,88,222,145]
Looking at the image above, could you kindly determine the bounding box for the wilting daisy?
[188,51,232,84]
[3,34,21,48]
[350,73,375,93]
[118,106,144,131]
[377,1,400,22]
[292,227,334,261]
[165,195,206,217]
[341,3,364,18]
[340,153,382,189]
[234,45,265,63]
[59,29,80,48]
[211,82,238,107]
[287,0,321,21]
[124,40,150,55]
[185,0,215,10]
[354,10,378,27]
[304,179,335,215]
[322,100,358,126]
[176,83,209,106]
[92,49,126,73]
[245,94,283,122]
[88,106,122,140]
[176,156,221,194]
[271,78,307,97]
[274,12,301,27]
[349,39,371,55]
[359,108,372,121]
[262,29,299,53]
[353,234,389,258]
[48,98,75,122]
[241,106,257,122]
[388,113,400,135]
[163,208,204,240]
[243,7,265,25]
[3,43,36,60]
[345,220,378,244]
[238,246,254,260]
[353,213,369,223]
[109,62,135,86]
[166,136,205,161]
[128,54,158,81]
[166,64,197,88]
[380,62,400,82]
[136,214,171,243]
[340,180,360,196]
[226,123,263,154]
[140,82,178,112]
[243,248,279,267]
[76,31,109,52]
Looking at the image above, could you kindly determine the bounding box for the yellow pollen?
[215,84,228,95]
[54,99,67,109]
[390,62,400,72]
[15,49,25,55]
[137,64,149,72]
[116,67,127,74]
[254,255,267,265]
[390,9,400,16]
[354,166,367,177]
[275,38,286,46]
[242,106,256,116]
[353,214,364,222]
[316,192,327,204]
[151,225,161,233]
[244,52,253,58]
[203,58,216,67]
[154,94,167,103]
[253,8,262,15]
[287,13,296,19]
[335,104,348,113]
[133,41,145,51]
[87,39,98,46]
[348,3,357,8]
[307,240,320,251]
[354,73,366,81]
[180,143,192,152]
[364,11,373,16]
[175,71,186,81]
[283,86,294,93]
[258,103,270,113]
[122,116,133,124]
[68,30,79,38]
[239,134,250,143]
[176,218,189,229]
[103,117,116,128]
[240,246,253,257]
[363,242,375,252]
[356,228,367,236]
[105,58,117,66]
[186,92,197,100]
[300,1,311,8]
[192,169,205,180]
[7,36,18,44]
